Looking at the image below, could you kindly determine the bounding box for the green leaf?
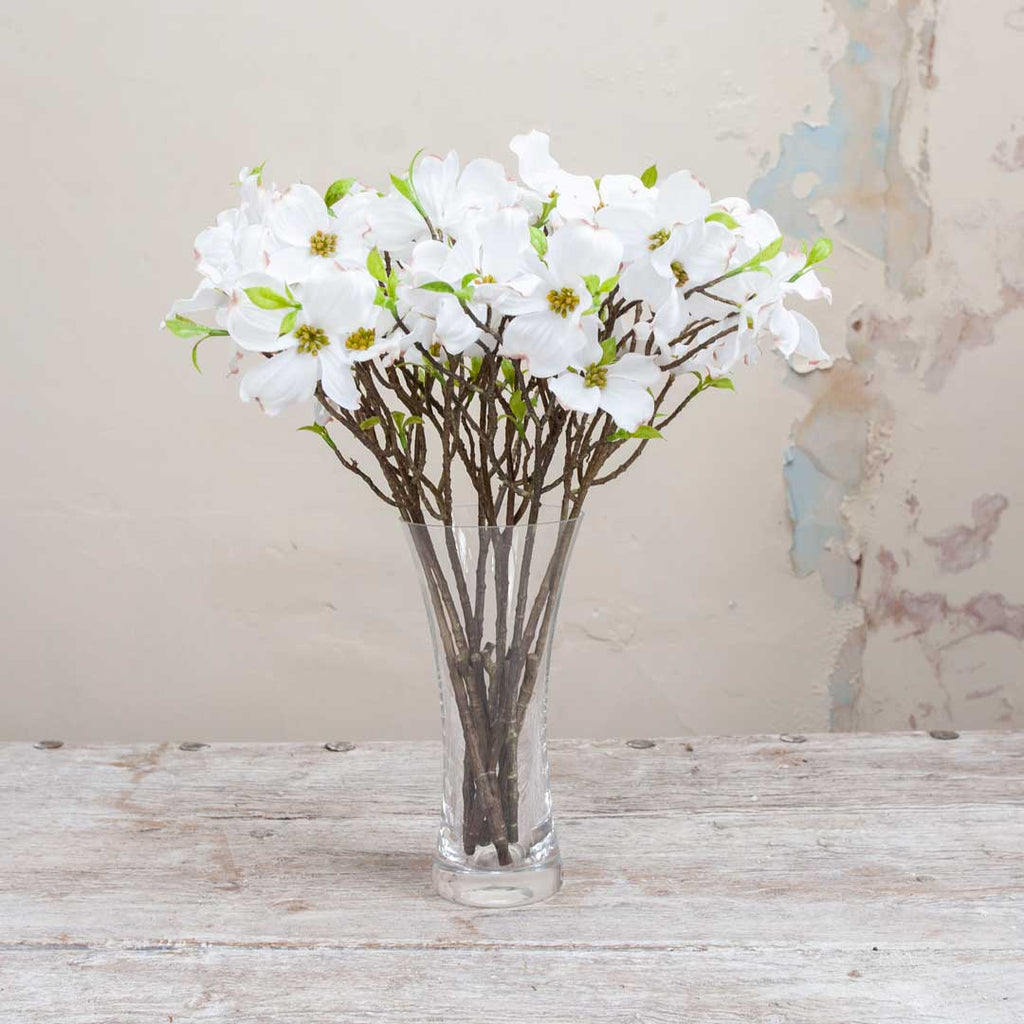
[461,271,479,289]
[537,192,558,227]
[606,429,630,442]
[640,163,658,188]
[419,280,456,294]
[707,376,735,391]
[529,225,548,257]
[244,286,295,310]
[508,389,527,423]
[324,177,356,208]
[359,416,381,430]
[163,315,228,340]
[724,235,785,280]
[632,425,664,439]
[387,268,399,299]
[469,355,484,379]
[582,274,601,298]
[501,359,516,387]
[805,236,833,268]
[706,211,739,230]
[366,247,387,283]
[298,423,340,455]
[390,173,416,204]
[250,161,266,185]
[599,337,618,365]
[405,416,423,427]
[278,309,297,337]
[190,337,206,373]
[598,274,619,294]
[391,410,406,429]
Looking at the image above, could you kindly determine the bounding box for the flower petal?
[598,377,655,432]
[607,352,662,386]
[300,264,378,336]
[239,349,319,414]
[656,170,711,226]
[549,372,601,416]
[319,346,360,409]
[501,310,583,377]
[546,223,622,284]
[268,184,329,248]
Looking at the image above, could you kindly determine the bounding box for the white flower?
[500,223,623,377]
[367,152,516,257]
[229,263,384,415]
[510,131,599,222]
[265,183,368,284]
[550,352,661,432]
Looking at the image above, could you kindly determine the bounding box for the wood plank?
[1,733,1021,1020]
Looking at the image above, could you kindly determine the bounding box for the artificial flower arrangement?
[165,131,832,907]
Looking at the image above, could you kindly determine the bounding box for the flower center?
[670,260,690,287]
[648,228,670,250]
[583,363,608,389]
[547,287,580,318]
[309,230,338,257]
[429,340,443,357]
[475,273,496,284]
[294,324,329,355]
[345,327,376,351]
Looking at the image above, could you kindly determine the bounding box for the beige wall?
[2,0,1022,741]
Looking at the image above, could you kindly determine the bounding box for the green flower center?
[429,340,443,357]
[295,324,329,355]
[547,287,580,318]
[670,260,690,287]
[309,230,338,257]
[583,363,608,389]
[345,327,376,351]
[648,228,670,250]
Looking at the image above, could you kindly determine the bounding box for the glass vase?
[404,514,582,908]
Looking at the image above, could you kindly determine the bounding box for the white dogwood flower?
[500,224,622,377]
[550,352,661,432]
[510,131,600,222]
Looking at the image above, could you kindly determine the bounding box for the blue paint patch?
[783,446,859,604]
[848,40,873,64]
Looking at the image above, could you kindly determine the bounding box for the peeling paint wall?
[1,0,1020,739]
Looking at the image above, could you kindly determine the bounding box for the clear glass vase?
[404,514,582,908]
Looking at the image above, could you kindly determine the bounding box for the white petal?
[168,283,226,317]
[607,352,662,386]
[436,296,484,354]
[595,203,656,260]
[656,170,711,226]
[598,377,655,432]
[768,304,801,357]
[549,372,601,416]
[265,246,319,284]
[476,207,531,281]
[239,349,319,414]
[787,269,832,304]
[501,311,582,377]
[367,192,428,256]
[510,130,559,193]
[301,264,378,336]
[618,256,672,306]
[599,174,650,207]
[268,184,329,248]
[787,311,833,372]
[413,151,460,226]
[319,346,360,409]
[226,273,293,352]
[546,223,622,283]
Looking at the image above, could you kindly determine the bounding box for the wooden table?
[1,732,1021,1022]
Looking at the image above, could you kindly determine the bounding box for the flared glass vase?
[404,514,581,908]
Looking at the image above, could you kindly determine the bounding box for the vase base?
[433,857,562,909]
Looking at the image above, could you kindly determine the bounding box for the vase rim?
[403,507,583,531]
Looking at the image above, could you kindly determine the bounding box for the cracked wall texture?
[1,0,1020,739]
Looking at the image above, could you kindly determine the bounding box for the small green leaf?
[298,423,340,455]
[419,280,456,294]
[359,416,381,430]
[640,164,658,188]
[582,274,601,298]
[599,337,618,365]
[707,376,735,391]
[387,268,399,299]
[391,410,406,429]
[324,177,356,208]
[706,211,739,230]
[461,271,479,289]
[632,425,664,439]
[278,309,297,337]
[164,315,228,340]
[244,286,294,310]
[367,247,387,283]
[405,416,423,427]
[607,428,630,442]
[537,193,558,227]
[501,359,516,387]
[598,274,619,294]
[390,173,416,203]
[759,236,784,262]
[509,389,527,423]
[529,225,548,257]
[469,356,483,379]
[805,236,833,268]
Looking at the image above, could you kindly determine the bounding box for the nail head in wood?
[178,742,210,751]
[626,739,656,749]
[928,729,959,740]
[779,734,807,744]
[33,740,64,750]
[324,741,356,753]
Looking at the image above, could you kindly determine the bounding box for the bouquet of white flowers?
[164,131,833,907]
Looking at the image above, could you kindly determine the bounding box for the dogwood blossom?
[165,132,835,438]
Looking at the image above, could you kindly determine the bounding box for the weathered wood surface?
[0,732,1021,1022]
